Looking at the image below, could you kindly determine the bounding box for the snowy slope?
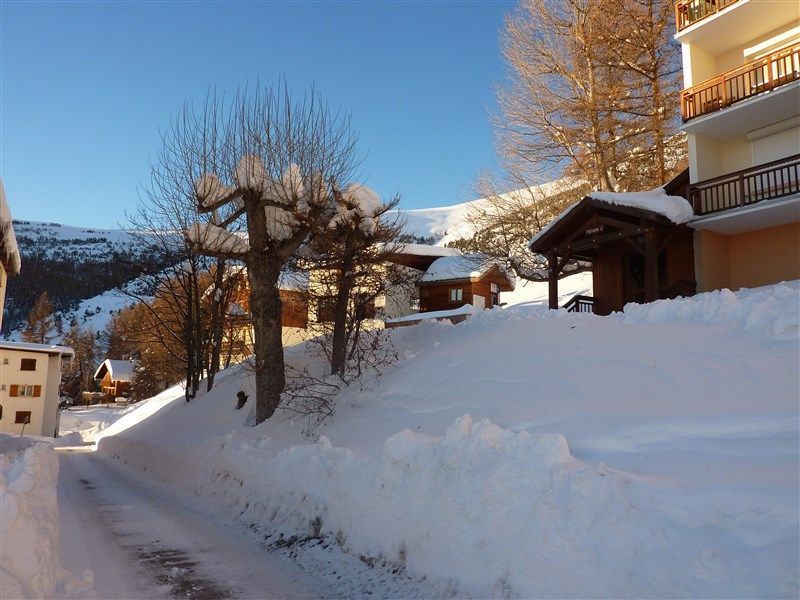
[11,220,137,262]
[96,282,799,598]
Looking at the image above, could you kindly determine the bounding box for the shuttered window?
[14,411,31,424]
[20,359,37,371]
[10,385,40,397]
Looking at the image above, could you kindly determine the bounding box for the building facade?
[0,342,74,437]
[676,0,800,291]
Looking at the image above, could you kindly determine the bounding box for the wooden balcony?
[675,0,740,31]
[681,45,800,122]
[688,154,800,215]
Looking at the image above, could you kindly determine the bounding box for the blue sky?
[1,1,514,229]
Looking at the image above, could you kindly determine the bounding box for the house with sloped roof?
[94,359,138,398]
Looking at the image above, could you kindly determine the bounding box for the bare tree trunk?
[206,259,226,391]
[330,260,354,379]
[246,211,286,422]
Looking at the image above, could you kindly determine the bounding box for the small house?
[418,254,516,313]
[528,175,696,316]
[93,359,137,398]
[0,342,74,437]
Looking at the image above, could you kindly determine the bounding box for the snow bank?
[0,436,91,598]
[619,280,800,336]
[98,282,799,598]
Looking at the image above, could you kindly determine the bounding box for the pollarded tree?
[306,187,406,379]
[179,83,361,424]
[21,291,56,344]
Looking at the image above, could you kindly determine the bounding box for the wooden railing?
[675,0,740,31]
[563,295,595,314]
[681,45,800,122]
[688,154,800,215]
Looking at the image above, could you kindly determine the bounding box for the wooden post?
[644,228,659,303]
[548,251,559,310]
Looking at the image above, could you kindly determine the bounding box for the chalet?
[93,359,137,398]
[221,267,311,353]
[418,254,516,313]
[0,180,74,437]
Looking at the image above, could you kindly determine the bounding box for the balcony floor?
[681,81,800,141]
[690,193,800,234]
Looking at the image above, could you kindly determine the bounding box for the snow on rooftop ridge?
[94,358,137,382]
[391,243,461,257]
[420,254,516,288]
[588,187,694,224]
[0,179,21,275]
[0,341,75,356]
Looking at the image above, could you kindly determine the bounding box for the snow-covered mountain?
[11,220,139,261]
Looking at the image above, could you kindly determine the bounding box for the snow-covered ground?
[0,436,91,599]
[59,402,154,444]
[93,281,800,598]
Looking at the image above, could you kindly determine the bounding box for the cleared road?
[57,449,319,599]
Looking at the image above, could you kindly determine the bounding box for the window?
[449,288,463,302]
[316,297,337,323]
[2,358,8,365]
[20,358,37,371]
[14,411,31,424]
[10,385,40,397]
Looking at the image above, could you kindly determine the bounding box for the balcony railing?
[675,0,740,31]
[681,45,800,122]
[688,154,800,215]
[563,294,595,314]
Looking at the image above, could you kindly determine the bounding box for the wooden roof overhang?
[529,197,689,261]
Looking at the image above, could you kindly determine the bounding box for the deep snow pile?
[98,282,799,598]
[0,436,92,599]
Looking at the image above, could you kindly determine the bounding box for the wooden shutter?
[9,385,18,397]
[33,385,42,397]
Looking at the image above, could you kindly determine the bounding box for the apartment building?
[676,0,800,291]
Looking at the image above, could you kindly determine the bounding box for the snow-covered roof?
[0,341,74,357]
[219,265,309,292]
[384,304,477,324]
[391,243,461,258]
[588,188,694,224]
[420,254,516,289]
[0,178,22,276]
[529,187,695,250]
[94,359,137,382]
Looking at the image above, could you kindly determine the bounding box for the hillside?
[2,220,161,336]
[88,282,800,598]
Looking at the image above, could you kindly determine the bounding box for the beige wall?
[696,222,800,291]
[0,348,63,437]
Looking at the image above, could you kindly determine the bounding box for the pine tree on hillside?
[21,292,56,344]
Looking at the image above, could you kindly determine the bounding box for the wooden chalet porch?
[529,197,696,315]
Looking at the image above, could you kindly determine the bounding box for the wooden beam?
[563,226,647,253]
[624,237,645,255]
[644,228,659,303]
[548,251,559,310]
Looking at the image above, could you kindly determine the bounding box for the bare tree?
[178,83,361,424]
[497,0,683,194]
[21,291,56,344]
[455,173,590,282]
[305,188,407,379]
